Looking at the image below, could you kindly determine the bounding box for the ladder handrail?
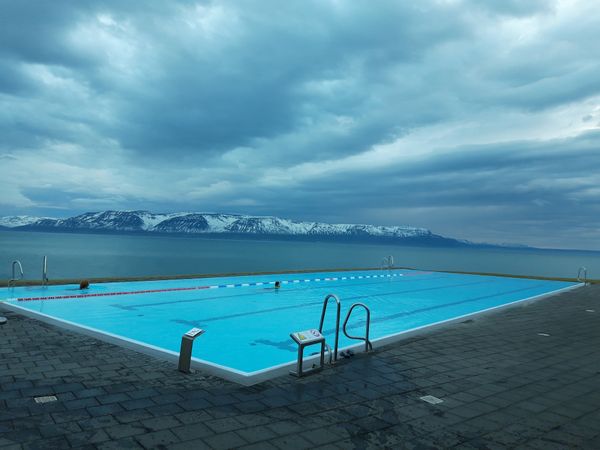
[342,302,373,352]
[42,256,48,286]
[381,255,394,271]
[8,260,24,287]
[318,294,341,362]
[577,267,588,284]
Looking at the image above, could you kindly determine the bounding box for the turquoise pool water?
[0,269,577,374]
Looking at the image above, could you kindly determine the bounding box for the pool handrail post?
[577,267,588,285]
[343,303,373,353]
[318,294,341,362]
[8,260,24,287]
[42,256,48,286]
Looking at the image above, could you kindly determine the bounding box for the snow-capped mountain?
[0,215,51,228]
[0,210,465,244]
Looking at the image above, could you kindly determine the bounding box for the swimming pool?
[0,269,579,384]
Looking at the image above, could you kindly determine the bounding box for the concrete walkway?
[1,285,599,449]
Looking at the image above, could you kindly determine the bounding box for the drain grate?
[34,395,58,404]
[420,395,443,405]
[586,309,595,313]
[537,333,551,337]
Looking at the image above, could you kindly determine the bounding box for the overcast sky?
[1,0,599,250]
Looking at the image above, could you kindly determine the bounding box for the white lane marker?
[586,309,595,313]
[538,333,551,337]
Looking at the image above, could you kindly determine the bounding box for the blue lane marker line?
[206,273,407,291]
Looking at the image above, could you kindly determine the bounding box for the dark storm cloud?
[103,1,470,158]
[1,0,600,249]
[1,0,470,158]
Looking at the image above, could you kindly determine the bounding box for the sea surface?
[0,230,598,281]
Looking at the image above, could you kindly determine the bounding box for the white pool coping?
[0,280,584,386]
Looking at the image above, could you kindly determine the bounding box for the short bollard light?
[178,328,205,373]
[289,328,326,377]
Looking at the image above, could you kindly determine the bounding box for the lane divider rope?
[14,271,433,302]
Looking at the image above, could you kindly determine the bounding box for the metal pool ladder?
[577,267,588,285]
[318,294,341,363]
[8,260,24,287]
[343,303,373,352]
[381,255,394,270]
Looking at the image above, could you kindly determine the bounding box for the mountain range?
[0,210,474,246]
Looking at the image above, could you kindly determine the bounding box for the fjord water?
[1,230,598,281]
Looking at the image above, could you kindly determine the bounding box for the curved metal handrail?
[8,260,24,287]
[342,302,373,352]
[318,294,341,362]
[42,256,48,286]
[577,267,588,284]
[381,255,394,271]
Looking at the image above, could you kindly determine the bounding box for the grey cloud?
[105,1,469,158]
[213,132,600,248]
[2,1,472,160]
[2,0,600,249]
[466,0,554,17]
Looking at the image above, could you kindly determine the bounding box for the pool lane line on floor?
[168,278,495,326]
[111,274,453,310]
[166,278,560,335]
[13,271,433,302]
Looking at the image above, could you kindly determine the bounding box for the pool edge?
[369,281,584,350]
[0,281,584,386]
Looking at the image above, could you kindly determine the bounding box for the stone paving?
[1,284,599,449]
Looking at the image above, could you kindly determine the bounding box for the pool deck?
[1,284,599,449]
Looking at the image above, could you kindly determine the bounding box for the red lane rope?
[13,270,424,302]
[16,285,211,302]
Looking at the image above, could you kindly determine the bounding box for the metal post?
[296,344,305,377]
[178,328,204,373]
[318,294,341,362]
[42,256,48,286]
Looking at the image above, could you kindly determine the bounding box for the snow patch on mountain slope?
[0,210,433,239]
[0,216,53,227]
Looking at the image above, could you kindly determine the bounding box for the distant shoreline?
[1,264,593,287]
[1,227,598,254]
